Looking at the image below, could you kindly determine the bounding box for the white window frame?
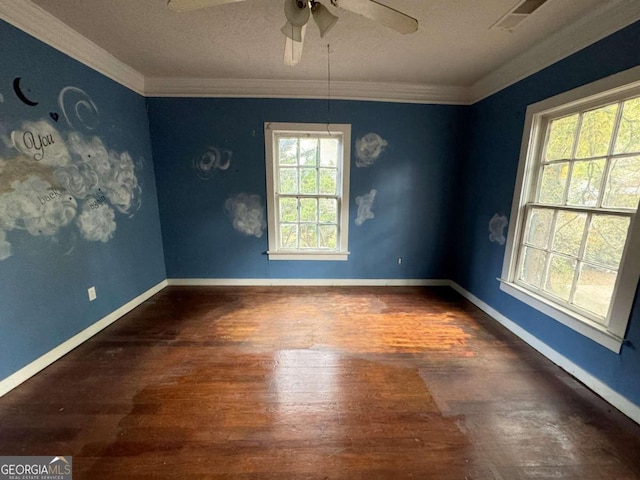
[501,66,640,353]
[264,122,351,261]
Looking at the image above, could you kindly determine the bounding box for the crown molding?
[0,0,145,95]
[0,0,468,104]
[1,0,638,105]
[144,77,473,105]
[470,0,640,103]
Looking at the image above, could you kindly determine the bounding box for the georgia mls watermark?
[0,456,72,480]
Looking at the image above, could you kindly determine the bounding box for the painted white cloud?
[0,117,142,260]
[489,213,508,245]
[0,229,11,260]
[355,189,377,226]
[76,202,116,242]
[193,147,232,179]
[11,120,70,167]
[225,193,266,238]
[0,123,11,150]
[0,176,77,236]
[59,86,100,131]
[355,133,388,168]
[55,132,141,214]
[0,82,136,259]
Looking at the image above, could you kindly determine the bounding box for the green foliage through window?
[518,94,640,323]
[275,135,341,251]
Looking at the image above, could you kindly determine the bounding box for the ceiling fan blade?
[167,0,245,13]
[334,0,418,34]
[284,25,306,66]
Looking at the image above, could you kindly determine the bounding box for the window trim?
[501,66,640,353]
[264,122,351,261]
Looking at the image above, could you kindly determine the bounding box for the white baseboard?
[167,278,449,287]
[449,281,640,425]
[0,279,168,398]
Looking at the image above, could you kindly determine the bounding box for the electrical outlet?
[398,257,403,265]
[88,286,97,302]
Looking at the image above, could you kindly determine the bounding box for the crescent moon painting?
[13,77,39,106]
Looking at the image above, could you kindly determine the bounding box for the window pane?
[280,224,298,248]
[300,138,318,166]
[614,97,640,154]
[300,168,317,194]
[566,159,605,207]
[278,138,298,165]
[268,125,349,259]
[279,197,298,222]
[603,156,640,209]
[551,211,587,257]
[545,114,579,161]
[320,138,339,166]
[575,104,618,159]
[573,264,616,319]
[525,208,553,248]
[300,198,317,222]
[319,225,337,249]
[319,168,337,195]
[584,215,630,268]
[519,246,547,288]
[544,254,576,301]
[300,224,318,248]
[279,168,298,194]
[319,198,337,223]
[538,162,569,204]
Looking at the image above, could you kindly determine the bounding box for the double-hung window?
[501,67,640,352]
[264,122,351,261]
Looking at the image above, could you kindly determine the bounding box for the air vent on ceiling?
[490,0,549,31]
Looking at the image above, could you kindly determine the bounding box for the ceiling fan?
[167,0,418,66]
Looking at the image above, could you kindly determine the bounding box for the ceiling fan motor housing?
[284,0,310,27]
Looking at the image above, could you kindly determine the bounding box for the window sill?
[498,280,623,353]
[267,251,350,261]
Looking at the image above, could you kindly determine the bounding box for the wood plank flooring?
[1,286,640,479]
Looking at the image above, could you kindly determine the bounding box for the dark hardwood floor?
[1,286,640,479]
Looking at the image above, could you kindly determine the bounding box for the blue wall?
[148,97,465,280]
[3,10,640,416]
[0,21,166,380]
[454,21,640,403]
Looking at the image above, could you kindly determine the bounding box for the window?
[264,122,351,261]
[501,67,640,352]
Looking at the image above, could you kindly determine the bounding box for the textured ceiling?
[29,0,610,88]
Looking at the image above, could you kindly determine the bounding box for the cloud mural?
[11,120,70,166]
[57,133,141,214]
[355,189,377,226]
[0,229,11,260]
[0,85,142,261]
[225,193,266,238]
[489,213,508,245]
[193,146,232,179]
[355,133,388,168]
[58,86,99,131]
[0,176,77,236]
[76,202,116,242]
